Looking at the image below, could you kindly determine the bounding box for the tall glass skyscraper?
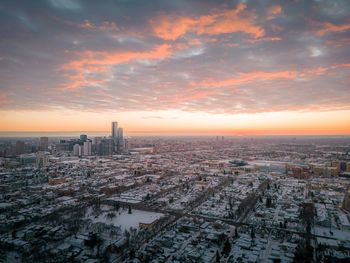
[111,121,118,139]
[117,128,123,150]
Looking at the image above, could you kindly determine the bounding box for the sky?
[0,0,349,135]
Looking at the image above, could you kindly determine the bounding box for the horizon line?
[0,130,350,138]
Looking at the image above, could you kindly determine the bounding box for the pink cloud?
[199,70,297,88]
[150,3,264,40]
[197,64,350,89]
[314,21,350,36]
[62,44,172,90]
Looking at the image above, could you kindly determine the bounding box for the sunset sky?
[0,0,350,135]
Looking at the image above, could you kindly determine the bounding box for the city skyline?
[1,0,350,135]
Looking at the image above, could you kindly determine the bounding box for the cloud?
[79,20,119,33]
[309,47,322,57]
[198,71,297,88]
[80,20,94,29]
[314,21,350,36]
[269,5,282,16]
[49,0,81,10]
[62,44,172,89]
[1,0,350,118]
[197,64,350,89]
[150,3,264,40]
[267,5,282,20]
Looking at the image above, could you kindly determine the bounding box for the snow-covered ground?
[85,206,163,231]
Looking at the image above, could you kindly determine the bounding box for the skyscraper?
[117,128,123,151]
[111,121,125,153]
[112,122,118,139]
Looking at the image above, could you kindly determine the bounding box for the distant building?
[94,136,102,145]
[83,140,92,156]
[331,160,348,172]
[19,152,49,166]
[36,151,49,166]
[73,144,81,156]
[80,134,87,142]
[112,121,119,152]
[117,128,123,152]
[286,163,311,179]
[326,167,339,177]
[56,140,70,152]
[19,153,36,165]
[311,165,326,177]
[111,121,125,153]
[124,138,129,151]
[16,141,25,155]
[97,138,114,156]
[340,162,347,172]
[112,122,118,139]
[343,186,350,213]
[39,137,49,151]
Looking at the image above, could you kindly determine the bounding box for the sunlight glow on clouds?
[0,0,349,134]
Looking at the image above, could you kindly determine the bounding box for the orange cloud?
[151,16,196,40]
[315,21,350,36]
[198,64,350,88]
[199,70,297,88]
[80,20,94,29]
[298,67,328,78]
[269,5,282,15]
[267,5,282,20]
[62,44,172,89]
[150,3,264,40]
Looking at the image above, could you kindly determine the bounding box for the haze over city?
[0,0,350,135]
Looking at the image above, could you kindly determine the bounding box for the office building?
[112,121,119,152]
[73,144,81,156]
[39,137,49,151]
[98,138,114,156]
[117,128,123,151]
[80,134,87,142]
[343,186,350,213]
[56,141,70,152]
[83,141,92,156]
[36,151,49,166]
[16,141,25,155]
[94,137,102,145]
[124,138,129,151]
[111,121,125,153]
[112,122,118,139]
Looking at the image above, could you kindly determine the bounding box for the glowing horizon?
[1,109,350,136]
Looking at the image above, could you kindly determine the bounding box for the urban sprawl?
[1,122,350,263]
